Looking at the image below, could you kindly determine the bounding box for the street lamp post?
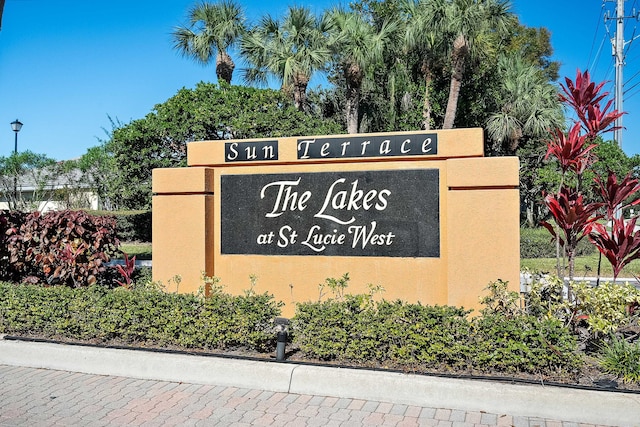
[10,119,22,153]
[10,119,23,210]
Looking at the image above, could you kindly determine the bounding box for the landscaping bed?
[1,278,639,394]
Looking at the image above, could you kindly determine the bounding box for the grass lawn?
[521,253,640,279]
[118,242,152,260]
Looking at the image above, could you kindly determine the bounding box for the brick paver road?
[0,365,618,426]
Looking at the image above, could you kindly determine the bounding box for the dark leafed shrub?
[6,210,120,287]
[0,210,27,282]
[114,211,152,242]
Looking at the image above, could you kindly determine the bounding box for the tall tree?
[505,24,559,81]
[442,0,513,129]
[326,9,396,133]
[485,53,563,154]
[102,83,341,209]
[241,6,331,111]
[172,0,246,84]
[401,0,447,130]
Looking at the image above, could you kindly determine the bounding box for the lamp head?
[10,119,23,133]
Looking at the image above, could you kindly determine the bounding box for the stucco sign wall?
[152,128,520,316]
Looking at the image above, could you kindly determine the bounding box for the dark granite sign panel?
[225,140,279,162]
[297,133,437,159]
[221,169,440,257]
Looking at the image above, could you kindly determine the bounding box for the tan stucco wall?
[153,128,519,317]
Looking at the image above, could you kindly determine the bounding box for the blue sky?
[1,0,639,160]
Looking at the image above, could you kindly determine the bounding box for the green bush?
[471,313,582,374]
[292,295,581,375]
[570,281,640,335]
[521,227,595,258]
[90,210,151,242]
[0,282,281,351]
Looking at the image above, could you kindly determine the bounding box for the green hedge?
[521,227,596,258]
[0,283,281,351]
[89,210,151,242]
[0,282,583,376]
[292,296,582,375]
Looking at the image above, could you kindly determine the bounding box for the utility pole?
[606,0,640,149]
[614,0,624,148]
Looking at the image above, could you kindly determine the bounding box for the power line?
[627,86,640,99]
[587,1,606,70]
[624,79,640,94]
[625,65,640,86]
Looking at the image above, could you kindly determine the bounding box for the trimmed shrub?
[292,296,581,375]
[0,282,282,352]
[471,313,582,374]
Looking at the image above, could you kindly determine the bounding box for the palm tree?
[240,6,331,111]
[401,0,447,130]
[442,0,513,129]
[326,9,396,133]
[172,0,246,84]
[486,54,563,154]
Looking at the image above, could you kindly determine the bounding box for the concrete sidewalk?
[1,336,638,426]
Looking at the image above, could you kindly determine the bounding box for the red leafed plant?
[588,217,640,280]
[559,69,624,141]
[594,171,640,218]
[542,187,603,278]
[586,171,640,280]
[6,210,119,287]
[544,123,597,175]
[559,70,607,117]
[115,252,137,289]
[543,69,627,281]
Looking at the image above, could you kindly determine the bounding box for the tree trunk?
[292,75,309,112]
[526,199,535,228]
[421,60,433,131]
[345,63,363,134]
[216,50,235,85]
[443,34,468,130]
[345,87,360,134]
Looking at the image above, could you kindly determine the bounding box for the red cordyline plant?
[543,69,625,281]
[559,69,624,141]
[585,171,640,280]
[588,217,640,280]
[541,187,603,279]
[594,171,640,219]
[544,123,597,175]
[115,252,137,289]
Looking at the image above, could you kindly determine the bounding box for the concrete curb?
[1,337,639,426]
